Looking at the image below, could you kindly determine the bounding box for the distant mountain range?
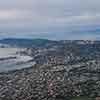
[1,38,100,48]
[0,38,58,48]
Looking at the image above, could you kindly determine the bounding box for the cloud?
[0,0,32,35]
[0,9,30,20]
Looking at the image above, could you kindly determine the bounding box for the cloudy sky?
[0,0,100,40]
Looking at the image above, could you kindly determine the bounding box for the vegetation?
[71,96,95,100]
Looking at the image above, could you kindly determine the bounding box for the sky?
[0,0,100,40]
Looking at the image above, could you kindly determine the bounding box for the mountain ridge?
[0,38,58,47]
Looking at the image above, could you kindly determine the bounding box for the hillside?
[0,39,100,100]
[0,38,58,48]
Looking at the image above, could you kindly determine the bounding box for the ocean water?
[0,61,35,72]
[0,48,35,72]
